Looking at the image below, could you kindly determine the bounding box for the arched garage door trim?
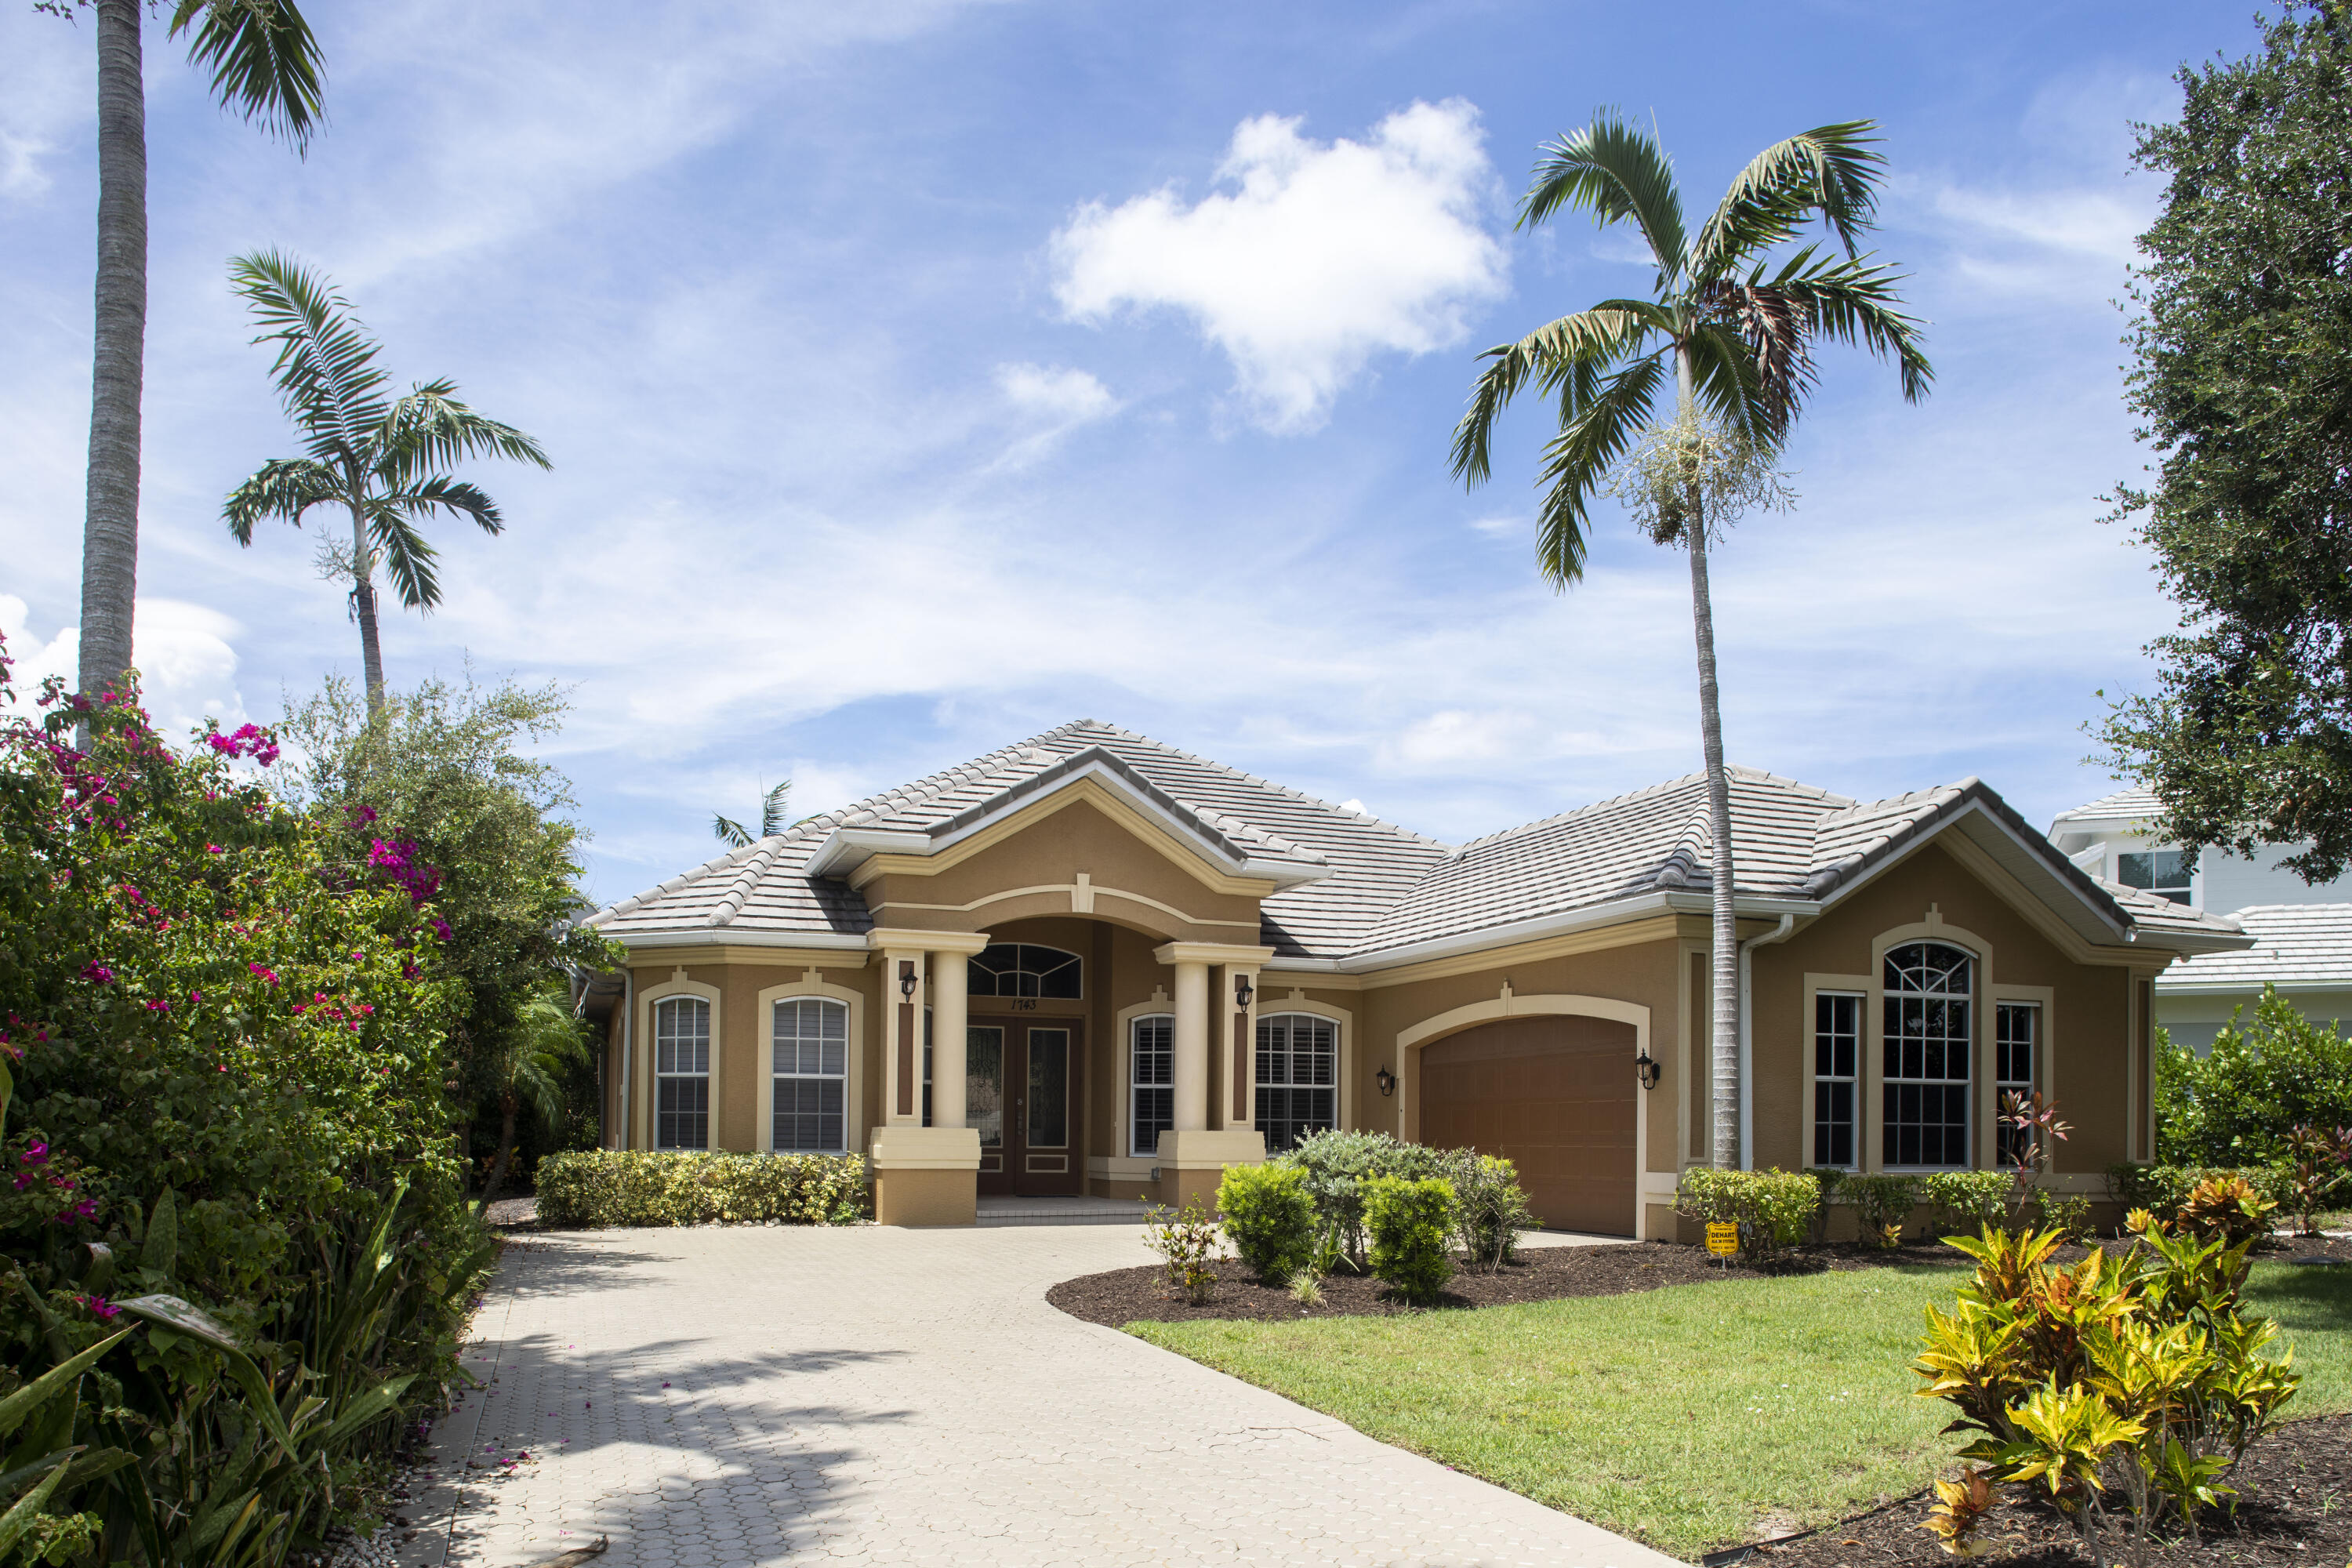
[1399,993,1650,1238]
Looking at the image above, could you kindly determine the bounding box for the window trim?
[1127,1011,1174,1160]
[768,993,851,1156]
[754,973,866,1155]
[652,993,714,1151]
[1879,938,1977,1172]
[1809,988,1864,1171]
[1987,982,2056,1171]
[635,972,721,1151]
[1254,1010,1340,1154]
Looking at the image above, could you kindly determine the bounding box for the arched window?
[969,943,1082,999]
[654,996,710,1150]
[1256,1012,1337,1152]
[1882,942,1973,1168]
[1130,1014,1172,1157]
[773,998,848,1152]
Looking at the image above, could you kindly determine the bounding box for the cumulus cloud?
[0,597,246,738]
[996,362,1116,423]
[1050,100,1508,433]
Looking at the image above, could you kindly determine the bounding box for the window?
[1256,1013,1338,1153]
[1130,1014,1172,1158]
[1813,992,1862,1168]
[771,997,847,1152]
[1995,1002,2039,1165]
[968,943,1082,999]
[654,996,710,1150]
[2118,848,2192,905]
[1882,942,1973,1167]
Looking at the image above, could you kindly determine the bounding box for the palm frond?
[1450,307,1654,486]
[713,814,753,849]
[1767,254,1935,405]
[221,456,340,545]
[381,474,503,539]
[1531,354,1670,587]
[229,251,388,460]
[364,505,441,612]
[759,779,793,839]
[1690,121,1886,279]
[169,0,325,154]
[1521,109,1688,285]
[377,383,550,488]
[1681,324,1775,441]
[511,994,587,1130]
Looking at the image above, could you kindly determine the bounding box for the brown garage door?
[1420,1014,1636,1236]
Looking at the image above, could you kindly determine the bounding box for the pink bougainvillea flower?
[248,963,280,985]
[79,961,114,985]
[20,1142,49,1167]
[74,1294,120,1319]
[189,990,201,1004]
[143,1000,169,1014]
[205,844,226,855]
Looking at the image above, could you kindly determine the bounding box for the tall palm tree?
[1450,112,1931,1170]
[714,779,795,848]
[66,0,325,706]
[223,251,551,717]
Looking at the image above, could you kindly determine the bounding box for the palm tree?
[223,251,551,717]
[67,0,325,706]
[479,989,590,1205]
[1450,112,1931,1170]
[713,779,795,848]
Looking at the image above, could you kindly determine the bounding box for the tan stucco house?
[577,720,2250,1234]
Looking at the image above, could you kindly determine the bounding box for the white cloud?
[1051,100,1508,433]
[1468,514,1520,538]
[0,597,246,739]
[996,362,1116,423]
[1381,709,1539,770]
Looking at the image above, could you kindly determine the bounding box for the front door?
[969,1018,1083,1196]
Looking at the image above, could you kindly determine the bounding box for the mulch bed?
[1744,1413,2352,1568]
[1045,1231,2352,1328]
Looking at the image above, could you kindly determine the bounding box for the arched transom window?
[969,943,1082,1000]
[773,998,848,1153]
[654,996,710,1151]
[1882,942,1973,1169]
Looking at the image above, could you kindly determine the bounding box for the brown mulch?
[1744,1413,2352,1568]
[1045,1230,2352,1328]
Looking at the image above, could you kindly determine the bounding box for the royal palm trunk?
[77,0,146,703]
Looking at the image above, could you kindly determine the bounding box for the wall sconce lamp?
[1634,1046,1661,1091]
[898,966,918,1001]
[1375,1065,1396,1098]
[1234,974,1254,1008]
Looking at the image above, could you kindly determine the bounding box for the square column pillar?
[1152,942,1276,1211]
[1222,963,1262,1131]
[931,947,969,1131]
[878,946,926,1126]
[864,928,987,1227]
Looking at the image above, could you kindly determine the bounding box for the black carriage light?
[1635,1046,1661,1091]
[898,966,918,1000]
[1234,974,1254,1008]
[1375,1065,1397,1098]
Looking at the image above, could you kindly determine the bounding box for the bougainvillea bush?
[0,634,491,1564]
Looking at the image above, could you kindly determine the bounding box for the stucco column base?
[869,1127,981,1228]
[1153,1129,1265,1212]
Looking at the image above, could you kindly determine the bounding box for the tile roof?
[587,721,2247,964]
[2156,903,2352,989]
[2051,786,2168,829]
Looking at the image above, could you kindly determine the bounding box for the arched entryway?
[1419,1014,1638,1236]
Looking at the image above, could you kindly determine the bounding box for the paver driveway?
[397,1224,1678,1568]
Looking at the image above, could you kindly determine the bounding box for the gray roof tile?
[2157,903,2352,988]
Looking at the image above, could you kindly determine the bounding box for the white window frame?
[1993,1000,2040,1167]
[1128,1013,1173,1158]
[1812,990,1862,1171]
[2117,846,2193,906]
[653,995,712,1151]
[1881,941,1975,1171]
[1254,1011,1338,1153]
[771,996,849,1154]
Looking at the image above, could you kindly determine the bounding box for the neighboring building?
[2049,787,2352,1049]
[580,722,2249,1233]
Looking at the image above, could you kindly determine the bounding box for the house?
[2049,787,2352,1050]
[578,721,2249,1232]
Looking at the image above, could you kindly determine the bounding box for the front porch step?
[975,1195,1153,1227]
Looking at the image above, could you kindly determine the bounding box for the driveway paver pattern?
[397,1224,1678,1568]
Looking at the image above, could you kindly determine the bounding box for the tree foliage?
[2102,4,2352,881]
[2153,989,2352,1165]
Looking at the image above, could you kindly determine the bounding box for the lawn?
[1128,1260,2352,1562]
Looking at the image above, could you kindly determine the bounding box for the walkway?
[397,1223,1677,1568]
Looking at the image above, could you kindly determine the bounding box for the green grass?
[1129,1261,2351,1562]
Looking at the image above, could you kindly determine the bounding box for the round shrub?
[1364,1175,1457,1303]
[1217,1161,1316,1283]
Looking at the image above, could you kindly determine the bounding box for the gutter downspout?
[1736,913,1797,1170]
[618,968,634,1151]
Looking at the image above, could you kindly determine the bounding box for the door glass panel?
[1027,1029,1069,1149]
[967,1026,1004,1148]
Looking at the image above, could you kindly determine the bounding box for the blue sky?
[0,1,2249,904]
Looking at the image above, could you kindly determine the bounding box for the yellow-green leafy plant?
[1142,1197,1221,1305]
[1922,1171,2013,1235]
[1442,1152,1537,1272]
[2175,1174,2274,1247]
[1911,1210,2299,1566]
[1363,1177,1457,1304]
[1216,1162,1316,1284]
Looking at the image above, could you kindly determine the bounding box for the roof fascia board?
[612,929,871,952]
[804,829,931,880]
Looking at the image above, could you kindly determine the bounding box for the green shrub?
[1674,1168,1819,1263]
[534,1150,868,1228]
[2154,989,2352,1164]
[1217,1162,1316,1283]
[1804,1167,1846,1242]
[1284,1130,1446,1267]
[1919,1170,2011,1234]
[1841,1173,1918,1248]
[2105,1161,2292,1225]
[1144,1196,1221,1304]
[1363,1176,1457,1303]
[2017,1188,2096,1242]
[1442,1151,1536,1272]
[1913,1216,2298,1559]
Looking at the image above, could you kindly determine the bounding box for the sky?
[0,0,2257,906]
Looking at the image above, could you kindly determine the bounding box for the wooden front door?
[969,1018,1084,1196]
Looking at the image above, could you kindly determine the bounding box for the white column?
[932,947,968,1129]
[1171,959,1210,1133]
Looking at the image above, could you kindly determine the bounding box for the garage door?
[1419,1014,1637,1236]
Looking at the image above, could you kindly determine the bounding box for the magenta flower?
[248,962,280,985]
[19,1143,48,1167]
[74,1294,120,1319]
[79,961,114,985]
[143,1000,170,1014]
[429,916,453,942]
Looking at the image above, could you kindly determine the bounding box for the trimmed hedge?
[535,1150,869,1228]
